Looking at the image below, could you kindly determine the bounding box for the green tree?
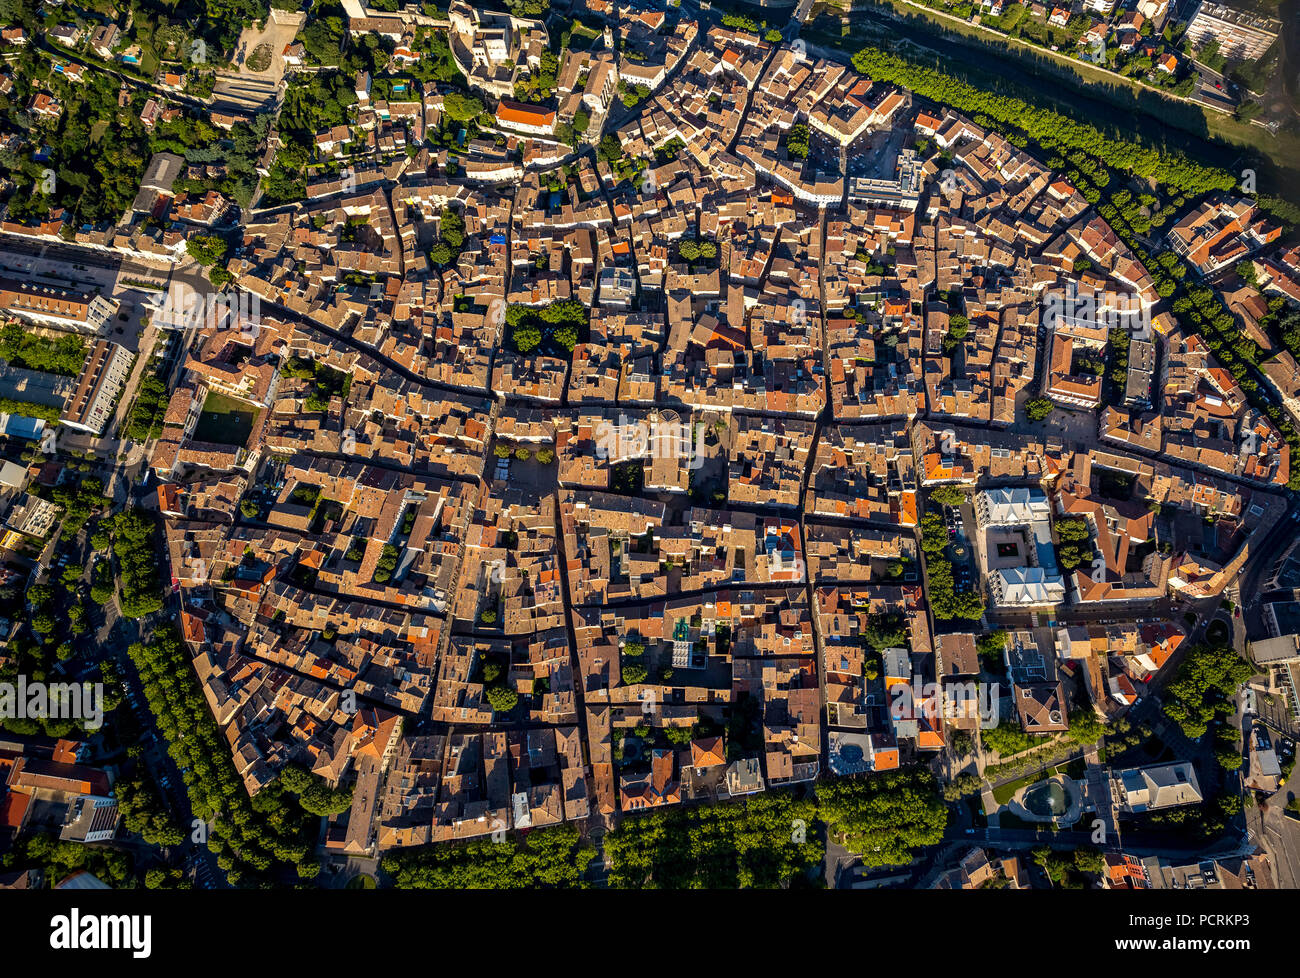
[982,721,1041,757]
[784,123,810,159]
[864,614,906,652]
[605,791,820,888]
[977,630,1007,662]
[1055,517,1091,543]
[1163,644,1252,740]
[279,765,354,816]
[819,770,948,868]
[512,322,542,354]
[597,134,622,163]
[486,685,518,713]
[1024,397,1055,422]
[443,92,484,122]
[929,485,965,507]
[186,234,228,266]
[383,824,592,888]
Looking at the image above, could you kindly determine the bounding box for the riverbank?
[803,0,1300,199]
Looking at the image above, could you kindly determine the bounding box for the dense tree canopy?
[279,765,354,816]
[128,626,319,884]
[0,324,87,376]
[818,770,948,868]
[1163,644,1252,739]
[606,791,821,888]
[850,46,1238,197]
[116,775,186,847]
[384,826,592,888]
[108,508,165,618]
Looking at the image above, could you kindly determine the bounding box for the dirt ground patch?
[229,14,304,82]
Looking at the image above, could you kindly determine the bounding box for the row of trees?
[856,39,1297,489]
[383,825,592,888]
[848,46,1238,197]
[1037,136,1300,489]
[608,771,949,883]
[605,789,822,888]
[0,395,61,423]
[107,508,164,618]
[128,627,320,885]
[920,510,985,620]
[380,769,949,889]
[0,323,87,376]
[126,373,170,442]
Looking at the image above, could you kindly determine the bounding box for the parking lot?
[845,127,909,181]
[0,243,167,349]
[805,128,843,179]
[938,498,979,595]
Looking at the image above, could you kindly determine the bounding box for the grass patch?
[991,771,1043,806]
[1058,757,1087,781]
[193,391,259,446]
[996,811,1043,831]
[247,43,273,73]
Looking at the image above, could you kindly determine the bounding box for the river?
[801,0,1300,195]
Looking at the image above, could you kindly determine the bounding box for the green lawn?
[193,391,259,446]
[991,756,1088,806]
[992,771,1043,806]
[996,811,1044,831]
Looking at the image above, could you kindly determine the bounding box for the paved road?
[1249,760,1300,888]
[1239,499,1300,644]
[109,615,227,888]
[1082,744,1117,847]
[0,232,175,284]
